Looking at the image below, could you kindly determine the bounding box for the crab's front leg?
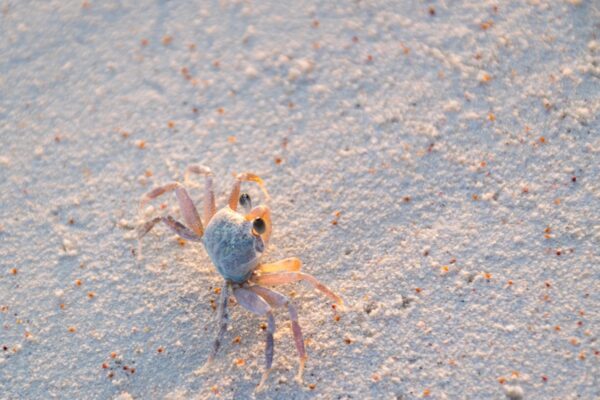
[195,281,231,374]
[251,270,343,306]
[249,285,307,383]
[232,286,276,392]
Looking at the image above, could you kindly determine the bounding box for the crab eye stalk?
[252,218,266,235]
[240,193,252,213]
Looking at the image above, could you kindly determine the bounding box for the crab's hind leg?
[228,172,270,211]
[249,285,307,383]
[251,271,343,306]
[140,182,204,235]
[195,281,231,375]
[184,165,216,224]
[233,287,276,392]
[137,181,204,258]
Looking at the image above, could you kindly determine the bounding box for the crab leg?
[245,205,272,246]
[251,272,343,306]
[138,216,203,242]
[258,257,302,274]
[228,172,270,211]
[250,285,307,382]
[233,287,276,391]
[196,281,231,374]
[184,165,216,224]
[137,215,202,259]
[140,182,204,236]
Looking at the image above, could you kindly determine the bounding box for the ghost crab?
[137,165,342,390]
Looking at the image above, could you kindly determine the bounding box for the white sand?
[1,1,599,399]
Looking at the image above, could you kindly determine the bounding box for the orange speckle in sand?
[136,140,146,149]
[487,113,495,122]
[578,352,586,360]
[481,73,492,82]
[554,325,561,331]
[140,38,149,47]
[157,347,164,353]
[177,238,186,247]
[274,157,282,165]
[472,194,479,200]
[334,314,341,322]
[511,371,520,379]
[522,186,529,194]
[344,337,353,345]
[110,352,117,359]
[227,136,236,143]
[371,373,380,382]
[102,363,109,369]
[554,198,561,205]
[415,288,422,294]
[539,136,546,143]
[308,383,316,390]
[234,358,245,366]
[217,107,224,115]
[214,287,221,294]
[87,292,95,299]
[75,279,82,286]
[68,326,76,333]
[10,268,17,275]
[167,120,175,129]
[507,280,513,286]
[570,338,580,346]
[441,266,449,273]
[232,336,241,344]
[484,272,492,280]
[210,386,219,394]
[59,303,65,310]
[144,170,153,178]
[480,20,494,30]
[423,389,431,397]
[498,377,506,384]
[162,35,172,45]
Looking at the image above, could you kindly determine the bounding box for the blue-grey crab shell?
[203,207,264,283]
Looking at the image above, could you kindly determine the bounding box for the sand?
[1,0,599,399]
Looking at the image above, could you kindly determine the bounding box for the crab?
[137,165,342,390]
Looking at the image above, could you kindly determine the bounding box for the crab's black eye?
[253,218,266,235]
[239,193,251,208]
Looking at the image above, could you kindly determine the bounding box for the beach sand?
[1,1,599,398]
